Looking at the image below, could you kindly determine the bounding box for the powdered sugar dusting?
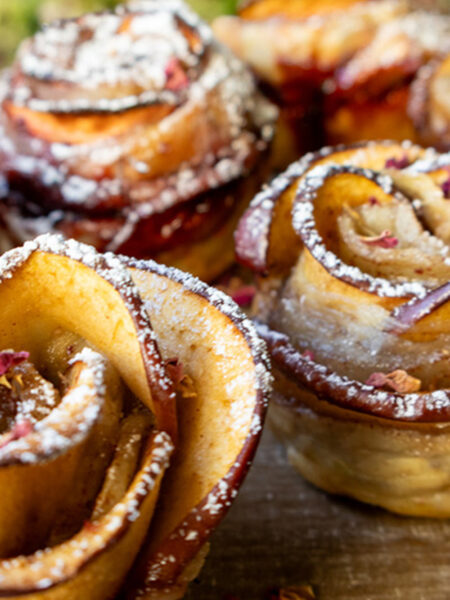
[0,234,176,430]
[126,256,270,593]
[236,140,422,272]
[0,430,173,588]
[245,141,450,422]
[260,323,450,422]
[12,0,209,113]
[407,152,450,175]
[0,346,106,465]
[292,164,429,298]
[131,257,272,402]
[0,0,276,259]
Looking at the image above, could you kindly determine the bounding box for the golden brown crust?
[269,386,450,517]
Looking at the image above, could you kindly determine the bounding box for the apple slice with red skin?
[0,236,177,439]
[122,258,270,599]
[0,1,276,283]
[0,429,173,600]
[388,282,450,338]
[0,235,270,599]
[0,234,177,599]
[0,349,125,559]
[235,140,427,276]
[256,320,450,423]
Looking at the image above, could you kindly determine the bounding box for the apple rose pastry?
[236,140,450,517]
[325,10,450,147]
[0,0,276,282]
[409,54,450,151]
[0,234,269,598]
[213,1,450,165]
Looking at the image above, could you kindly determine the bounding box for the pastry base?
[269,368,450,518]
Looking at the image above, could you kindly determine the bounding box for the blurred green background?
[0,0,238,66]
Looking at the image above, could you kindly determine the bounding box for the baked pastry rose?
[409,54,450,151]
[236,140,450,517]
[0,234,270,598]
[213,0,450,166]
[0,0,276,282]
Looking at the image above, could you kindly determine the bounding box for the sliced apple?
[0,235,176,438]
[257,320,450,423]
[409,54,450,150]
[239,0,369,19]
[0,430,173,600]
[0,349,119,558]
[1,1,275,284]
[124,259,270,599]
[213,0,404,86]
[0,235,270,599]
[235,140,426,275]
[334,21,424,97]
[241,141,450,518]
[0,233,180,599]
[3,101,175,145]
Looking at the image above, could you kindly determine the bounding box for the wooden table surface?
[186,425,450,600]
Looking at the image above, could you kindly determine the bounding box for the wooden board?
[186,426,450,599]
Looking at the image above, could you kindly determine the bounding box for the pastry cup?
[264,328,450,518]
[0,0,276,281]
[236,140,450,517]
[0,234,270,598]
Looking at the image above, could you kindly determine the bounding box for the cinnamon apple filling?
[0,0,276,282]
[237,141,450,516]
[0,234,270,599]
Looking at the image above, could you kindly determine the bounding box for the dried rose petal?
[366,372,389,387]
[385,156,410,169]
[301,350,315,361]
[360,230,398,249]
[368,196,380,206]
[441,177,450,199]
[0,419,33,449]
[83,521,100,533]
[165,357,185,387]
[366,369,421,393]
[0,351,29,376]
[231,285,257,307]
[165,57,189,91]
